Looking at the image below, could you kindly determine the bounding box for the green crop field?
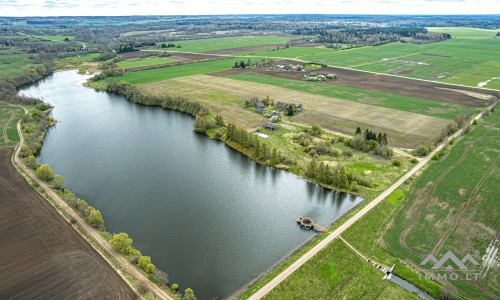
[226,72,469,119]
[117,56,178,69]
[155,35,289,53]
[241,28,500,89]
[383,109,500,299]
[0,106,23,147]
[0,52,32,76]
[116,58,235,84]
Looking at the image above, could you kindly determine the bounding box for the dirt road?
[9,104,174,300]
[247,103,497,299]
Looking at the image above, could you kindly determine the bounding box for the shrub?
[138,256,152,272]
[311,124,322,136]
[350,181,359,191]
[36,164,54,181]
[137,283,148,295]
[414,145,429,156]
[184,288,196,300]
[109,233,133,253]
[432,153,439,160]
[27,155,38,169]
[53,174,65,189]
[303,147,310,153]
[152,269,169,286]
[410,158,418,164]
[129,254,140,264]
[392,160,402,167]
[172,284,179,292]
[337,136,345,143]
[449,137,456,145]
[344,150,353,157]
[472,119,478,125]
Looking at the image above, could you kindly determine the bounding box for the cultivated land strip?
[9,104,174,300]
[2,108,15,143]
[247,102,497,300]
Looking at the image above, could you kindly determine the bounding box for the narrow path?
[10,103,174,300]
[247,102,497,300]
[339,236,366,260]
[2,108,15,143]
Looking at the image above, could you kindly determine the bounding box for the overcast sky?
[1,0,498,16]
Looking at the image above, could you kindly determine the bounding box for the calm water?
[21,70,363,300]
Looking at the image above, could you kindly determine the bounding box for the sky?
[0,0,499,16]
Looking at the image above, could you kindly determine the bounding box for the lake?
[21,70,363,299]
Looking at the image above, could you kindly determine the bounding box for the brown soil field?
[124,52,228,72]
[141,75,450,147]
[0,147,137,300]
[119,51,163,59]
[218,66,498,107]
[200,44,284,54]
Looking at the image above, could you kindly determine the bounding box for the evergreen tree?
[383,133,388,145]
[260,143,268,160]
[270,147,279,165]
[254,138,261,157]
[355,127,361,135]
[307,158,317,178]
[377,132,383,144]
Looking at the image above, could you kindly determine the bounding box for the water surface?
[22,70,363,299]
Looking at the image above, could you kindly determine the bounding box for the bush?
[392,160,402,167]
[337,136,345,143]
[449,137,456,145]
[172,284,179,292]
[152,269,169,286]
[138,256,154,272]
[109,233,133,253]
[432,152,439,160]
[184,288,197,300]
[472,119,478,125]
[27,155,38,169]
[36,164,54,181]
[53,174,65,189]
[410,158,418,164]
[129,254,140,264]
[137,283,148,295]
[344,150,353,157]
[350,181,359,191]
[303,147,310,153]
[414,145,429,156]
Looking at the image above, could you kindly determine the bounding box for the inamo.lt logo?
[419,251,481,281]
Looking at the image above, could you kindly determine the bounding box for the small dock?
[297,216,329,232]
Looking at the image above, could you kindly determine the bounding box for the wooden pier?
[297,216,329,232]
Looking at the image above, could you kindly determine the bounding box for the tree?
[337,166,349,189]
[110,233,133,253]
[286,105,294,116]
[53,174,65,189]
[27,155,38,169]
[270,147,279,165]
[152,269,169,286]
[138,256,153,272]
[36,164,54,181]
[184,288,197,300]
[307,158,317,178]
[88,209,104,229]
[350,181,359,191]
[311,124,322,136]
[172,284,179,292]
[355,127,361,135]
[77,198,88,214]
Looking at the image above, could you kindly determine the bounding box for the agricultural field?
[224,72,476,119]
[383,109,500,299]
[142,74,451,148]
[154,35,289,53]
[0,105,23,147]
[117,56,178,69]
[0,52,32,76]
[38,35,74,41]
[116,58,235,85]
[239,28,500,89]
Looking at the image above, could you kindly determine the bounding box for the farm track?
[432,154,500,255]
[398,126,491,258]
[2,108,15,143]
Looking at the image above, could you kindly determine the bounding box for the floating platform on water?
[297,216,329,232]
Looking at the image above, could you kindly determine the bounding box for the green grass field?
[225,72,469,119]
[39,35,75,41]
[0,106,23,147]
[71,53,100,61]
[241,28,500,89]
[116,58,234,84]
[383,109,500,299]
[117,56,178,69]
[0,52,32,76]
[155,35,289,53]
